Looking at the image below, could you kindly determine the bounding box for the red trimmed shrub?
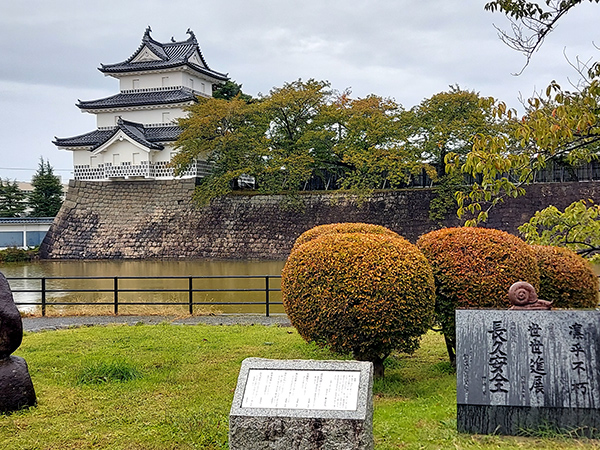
[417,227,540,365]
[532,245,599,309]
[282,229,435,378]
[291,222,402,254]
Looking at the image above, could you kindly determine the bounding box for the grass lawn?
[1,323,599,449]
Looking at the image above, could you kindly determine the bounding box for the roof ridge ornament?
[186,28,197,43]
[143,26,152,41]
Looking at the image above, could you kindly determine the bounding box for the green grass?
[0,325,599,449]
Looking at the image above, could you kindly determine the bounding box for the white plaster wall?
[96,107,188,128]
[117,71,214,93]
[73,150,92,166]
[102,139,149,165]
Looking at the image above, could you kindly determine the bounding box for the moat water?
[1,260,286,315]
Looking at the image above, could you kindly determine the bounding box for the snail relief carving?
[508,281,552,310]
[0,272,36,413]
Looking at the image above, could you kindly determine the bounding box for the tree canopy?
[518,199,600,260]
[443,1,600,225]
[0,179,27,217]
[173,79,455,205]
[29,158,64,217]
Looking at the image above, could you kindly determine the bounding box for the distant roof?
[77,87,198,111]
[53,119,181,150]
[99,27,228,82]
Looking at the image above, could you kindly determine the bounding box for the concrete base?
[229,416,373,450]
[0,356,36,413]
[458,404,600,437]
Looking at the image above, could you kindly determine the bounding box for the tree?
[0,179,26,217]
[447,75,600,225]
[327,93,431,191]
[485,0,600,69]
[29,158,64,217]
[283,224,435,378]
[173,96,269,205]
[407,86,506,178]
[257,79,333,193]
[518,199,600,260]
[212,80,253,103]
[446,2,600,224]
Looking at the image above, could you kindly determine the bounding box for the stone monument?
[0,271,36,413]
[456,307,600,436]
[229,358,374,449]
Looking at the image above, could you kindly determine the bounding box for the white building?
[54,27,228,181]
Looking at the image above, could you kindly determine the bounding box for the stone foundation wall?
[40,179,600,260]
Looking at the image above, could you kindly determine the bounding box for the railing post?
[41,278,46,317]
[114,277,119,315]
[265,276,270,318]
[188,276,193,315]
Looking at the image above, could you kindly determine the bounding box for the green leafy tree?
[447,2,600,225]
[28,158,64,217]
[448,77,600,225]
[212,80,253,103]
[518,199,600,260]
[485,0,600,68]
[173,96,269,205]
[257,79,333,193]
[328,94,431,191]
[0,179,27,217]
[407,86,506,178]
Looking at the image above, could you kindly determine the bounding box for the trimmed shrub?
[282,230,435,378]
[531,245,599,309]
[291,222,401,254]
[417,227,540,365]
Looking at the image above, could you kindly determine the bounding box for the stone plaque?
[457,310,600,436]
[229,358,373,449]
[241,369,361,411]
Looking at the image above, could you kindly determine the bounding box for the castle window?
[132,79,140,89]
[162,76,169,87]
[162,112,170,123]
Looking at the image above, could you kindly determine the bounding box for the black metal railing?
[7,275,282,317]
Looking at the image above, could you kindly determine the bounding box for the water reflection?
[1,260,285,315]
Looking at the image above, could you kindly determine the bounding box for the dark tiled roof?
[77,88,197,110]
[99,27,228,81]
[53,120,181,150]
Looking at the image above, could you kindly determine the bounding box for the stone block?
[0,356,36,413]
[229,358,373,449]
[456,309,600,436]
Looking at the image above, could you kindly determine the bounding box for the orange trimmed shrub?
[532,245,599,309]
[417,227,540,365]
[282,230,435,378]
[291,222,401,254]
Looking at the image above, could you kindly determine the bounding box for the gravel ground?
[22,314,291,332]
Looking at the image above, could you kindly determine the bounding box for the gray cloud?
[0,0,598,180]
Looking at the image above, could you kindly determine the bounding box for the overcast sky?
[1,0,598,182]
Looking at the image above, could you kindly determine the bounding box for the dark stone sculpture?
[0,271,36,413]
[508,281,552,310]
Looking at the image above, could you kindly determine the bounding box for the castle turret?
[54,27,228,181]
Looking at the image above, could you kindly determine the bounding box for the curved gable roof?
[77,88,197,111]
[99,27,228,81]
[53,120,181,150]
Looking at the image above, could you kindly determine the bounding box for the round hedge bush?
[290,222,402,254]
[282,230,435,378]
[416,227,540,365]
[531,245,599,309]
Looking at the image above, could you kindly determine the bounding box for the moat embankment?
[40,178,600,260]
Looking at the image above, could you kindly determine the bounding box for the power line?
[0,167,72,172]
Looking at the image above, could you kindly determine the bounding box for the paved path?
[22,314,291,332]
